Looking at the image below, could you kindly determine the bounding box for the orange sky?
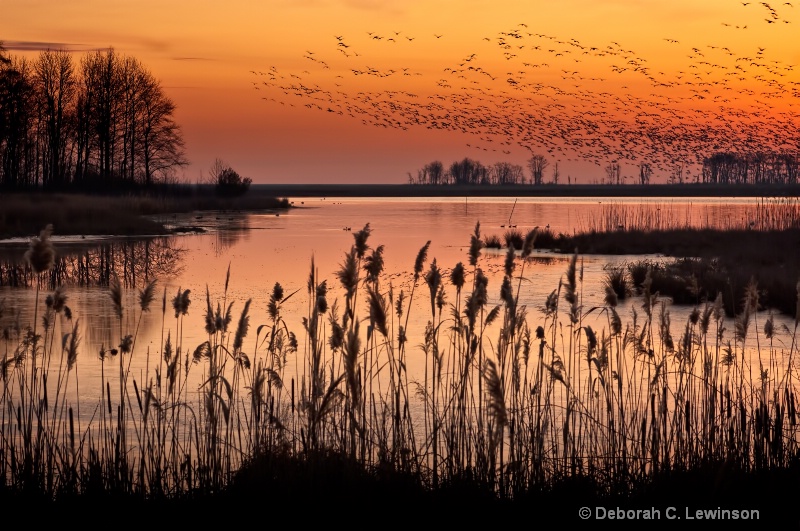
[3,0,799,183]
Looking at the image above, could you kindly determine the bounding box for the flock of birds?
[251,3,799,179]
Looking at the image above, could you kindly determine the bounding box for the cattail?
[66,319,80,371]
[689,307,700,325]
[367,286,389,338]
[450,262,465,293]
[233,299,252,352]
[344,320,362,405]
[424,258,441,318]
[545,288,558,315]
[397,325,406,347]
[564,251,578,306]
[204,286,215,334]
[363,244,385,284]
[436,284,446,313]
[224,262,231,294]
[764,313,775,340]
[469,222,482,267]
[110,276,123,320]
[504,243,515,278]
[734,302,751,342]
[337,248,359,300]
[700,303,713,335]
[316,281,328,314]
[138,279,157,313]
[474,268,488,307]
[353,223,371,259]
[46,287,67,313]
[500,276,514,308]
[485,304,501,327]
[24,224,55,274]
[327,300,344,351]
[172,287,191,318]
[268,282,284,321]
[610,308,622,336]
[583,325,598,361]
[521,227,538,258]
[119,334,133,354]
[414,240,431,281]
[307,254,316,295]
[192,341,212,363]
[163,331,173,362]
[483,358,507,428]
[222,301,233,332]
[395,289,405,319]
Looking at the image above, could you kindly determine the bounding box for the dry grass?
[2,219,800,521]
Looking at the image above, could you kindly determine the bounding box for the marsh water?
[1,196,797,422]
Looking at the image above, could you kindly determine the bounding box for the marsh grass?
[2,220,800,519]
[582,198,800,233]
[483,235,502,249]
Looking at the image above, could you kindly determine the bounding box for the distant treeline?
[0,44,186,192]
[701,152,799,185]
[410,152,800,186]
[408,155,554,186]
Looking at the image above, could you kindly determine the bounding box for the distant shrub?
[484,234,502,249]
[503,229,524,250]
[603,265,630,302]
[209,158,252,197]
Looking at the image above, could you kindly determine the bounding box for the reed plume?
[138,279,158,313]
[425,259,442,318]
[24,224,55,274]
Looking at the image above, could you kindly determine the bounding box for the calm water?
[0,196,796,420]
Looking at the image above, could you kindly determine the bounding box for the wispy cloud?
[1,40,105,52]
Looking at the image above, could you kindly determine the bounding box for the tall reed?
[2,220,800,505]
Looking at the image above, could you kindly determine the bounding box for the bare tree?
[605,161,621,185]
[491,161,524,185]
[638,162,652,185]
[0,54,36,189]
[34,49,76,189]
[449,157,485,185]
[527,154,548,185]
[551,162,560,185]
[137,68,186,185]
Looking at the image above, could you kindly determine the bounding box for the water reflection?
[0,237,184,289]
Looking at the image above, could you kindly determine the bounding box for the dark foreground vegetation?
[2,222,800,525]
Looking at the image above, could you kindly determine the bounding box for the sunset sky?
[3,0,799,184]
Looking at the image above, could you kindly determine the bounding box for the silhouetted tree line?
[409,157,536,185]
[0,43,186,192]
[701,152,799,185]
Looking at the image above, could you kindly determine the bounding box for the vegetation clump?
[209,159,252,197]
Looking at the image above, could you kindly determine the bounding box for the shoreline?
[252,182,800,198]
